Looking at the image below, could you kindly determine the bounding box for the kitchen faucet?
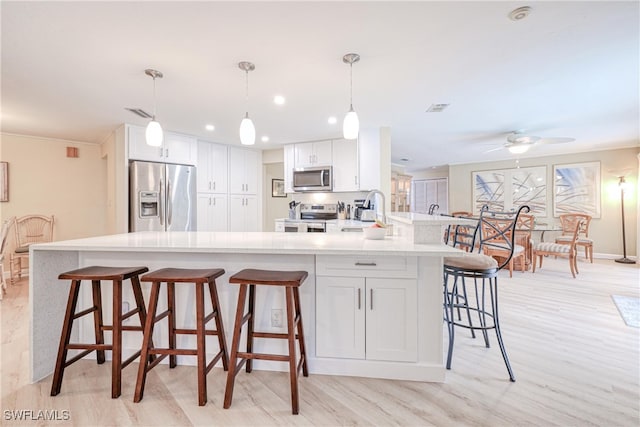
[364,189,386,224]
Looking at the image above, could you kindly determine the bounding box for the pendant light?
[342,53,360,140]
[144,69,164,147]
[238,61,256,145]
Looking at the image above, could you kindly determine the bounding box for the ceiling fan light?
[343,108,359,140]
[145,120,163,147]
[239,115,256,145]
[508,144,530,154]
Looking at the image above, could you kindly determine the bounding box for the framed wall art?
[271,179,286,198]
[472,166,547,215]
[553,161,601,218]
[0,162,8,202]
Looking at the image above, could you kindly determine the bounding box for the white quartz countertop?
[32,231,466,257]
[387,212,477,226]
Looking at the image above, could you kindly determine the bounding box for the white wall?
[0,133,108,272]
[447,147,639,257]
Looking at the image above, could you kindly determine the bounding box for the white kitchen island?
[29,231,467,384]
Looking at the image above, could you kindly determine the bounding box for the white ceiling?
[2,1,638,171]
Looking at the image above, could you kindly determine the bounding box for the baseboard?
[594,252,637,261]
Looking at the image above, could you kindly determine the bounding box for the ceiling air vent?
[426,104,449,113]
[125,108,153,119]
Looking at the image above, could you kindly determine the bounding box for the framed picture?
[0,162,8,202]
[271,179,286,198]
[472,166,547,215]
[553,161,601,218]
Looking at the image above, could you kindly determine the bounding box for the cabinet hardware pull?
[213,182,216,191]
[370,289,373,310]
[358,288,361,310]
[165,149,169,158]
[209,182,212,190]
[159,148,163,158]
[355,262,377,266]
[209,197,211,206]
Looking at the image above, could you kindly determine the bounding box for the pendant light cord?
[349,62,353,109]
[152,76,157,120]
[245,70,249,116]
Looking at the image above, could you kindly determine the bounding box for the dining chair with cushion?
[514,213,535,271]
[533,219,582,278]
[0,218,15,300]
[555,213,593,263]
[9,214,55,284]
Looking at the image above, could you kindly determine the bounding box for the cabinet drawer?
[316,255,417,278]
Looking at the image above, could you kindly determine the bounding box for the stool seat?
[224,268,308,414]
[59,266,149,281]
[141,268,225,283]
[134,267,229,406]
[229,269,308,286]
[51,265,150,398]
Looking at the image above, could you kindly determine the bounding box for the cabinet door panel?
[228,148,245,194]
[128,125,164,162]
[284,144,295,194]
[314,140,333,166]
[210,143,228,193]
[243,195,259,231]
[316,276,365,359]
[294,142,315,168]
[164,132,196,165]
[197,194,212,231]
[196,142,212,192]
[332,138,358,192]
[365,278,417,362]
[243,150,259,194]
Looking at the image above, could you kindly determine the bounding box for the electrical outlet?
[271,309,283,327]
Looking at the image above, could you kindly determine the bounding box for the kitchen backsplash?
[288,191,371,206]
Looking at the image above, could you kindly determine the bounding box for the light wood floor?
[1,258,639,426]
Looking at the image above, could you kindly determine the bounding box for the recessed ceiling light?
[274,95,285,105]
[205,124,215,131]
[261,136,269,142]
[509,6,531,21]
[328,116,337,124]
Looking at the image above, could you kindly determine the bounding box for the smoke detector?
[509,6,532,21]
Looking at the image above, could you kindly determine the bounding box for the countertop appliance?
[353,198,374,221]
[292,166,332,192]
[129,160,197,232]
[283,203,337,232]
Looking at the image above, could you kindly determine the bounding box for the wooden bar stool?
[223,269,309,415]
[51,266,150,398]
[134,268,229,406]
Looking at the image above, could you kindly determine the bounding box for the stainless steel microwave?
[292,166,332,192]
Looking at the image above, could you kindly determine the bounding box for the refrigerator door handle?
[167,179,173,227]
[159,179,164,226]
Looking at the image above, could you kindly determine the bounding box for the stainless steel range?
[283,203,337,232]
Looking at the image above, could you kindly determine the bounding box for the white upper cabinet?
[229,147,259,194]
[294,140,332,168]
[197,141,228,193]
[283,144,295,194]
[128,124,197,165]
[331,138,359,192]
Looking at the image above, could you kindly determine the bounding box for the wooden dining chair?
[0,218,14,300]
[532,220,582,278]
[9,214,55,284]
[555,213,593,263]
[481,214,528,278]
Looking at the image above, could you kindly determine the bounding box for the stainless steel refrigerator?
[129,161,197,232]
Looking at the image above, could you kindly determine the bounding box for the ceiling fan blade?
[538,137,575,144]
[483,146,505,153]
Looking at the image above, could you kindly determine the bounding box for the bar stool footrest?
[72,306,98,320]
[237,352,291,362]
[122,350,142,369]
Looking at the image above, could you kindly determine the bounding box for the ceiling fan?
[485,131,575,154]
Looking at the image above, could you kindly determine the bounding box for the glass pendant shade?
[343,108,359,140]
[239,114,256,145]
[145,120,163,147]
[508,144,530,154]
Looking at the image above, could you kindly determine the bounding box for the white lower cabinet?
[315,256,418,362]
[197,194,228,231]
[229,195,258,231]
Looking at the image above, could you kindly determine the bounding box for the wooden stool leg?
[50,279,81,396]
[112,280,123,398]
[293,288,308,377]
[134,281,161,403]
[209,279,229,371]
[223,283,248,409]
[195,282,207,406]
[285,286,299,414]
[168,281,177,368]
[246,284,256,373]
[91,280,106,364]
[131,275,155,363]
